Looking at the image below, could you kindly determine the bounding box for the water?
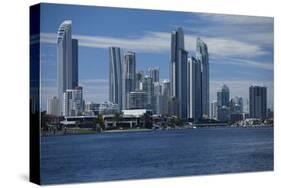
[40,127,273,184]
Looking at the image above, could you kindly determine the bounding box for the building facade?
[109,47,122,111]
[217,84,230,121]
[47,96,60,116]
[161,80,171,115]
[129,91,148,109]
[170,27,188,119]
[249,86,267,119]
[142,76,153,109]
[148,67,160,83]
[210,101,218,120]
[57,20,78,115]
[230,96,243,114]
[123,51,136,110]
[196,38,209,118]
[63,86,83,116]
[187,57,202,122]
[99,101,119,115]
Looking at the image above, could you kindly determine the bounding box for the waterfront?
[41,127,273,184]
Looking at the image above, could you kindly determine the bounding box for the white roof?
[122,109,150,117]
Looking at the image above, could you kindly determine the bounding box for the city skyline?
[38,3,274,110]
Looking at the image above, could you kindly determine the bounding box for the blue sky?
[38,3,274,110]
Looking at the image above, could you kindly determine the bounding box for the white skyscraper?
[161,80,171,115]
[63,86,83,116]
[109,47,122,111]
[47,96,60,116]
[57,20,78,115]
[187,57,202,122]
[210,101,218,120]
[196,37,209,118]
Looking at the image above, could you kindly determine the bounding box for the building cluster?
[109,47,171,115]
[109,27,210,123]
[210,84,269,122]
[46,20,271,125]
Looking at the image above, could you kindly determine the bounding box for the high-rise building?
[230,96,243,114]
[210,101,218,120]
[109,47,122,111]
[161,80,171,115]
[249,86,267,119]
[136,71,144,90]
[129,91,148,109]
[153,82,163,114]
[217,84,230,121]
[63,86,83,116]
[72,39,79,88]
[170,28,188,119]
[148,67,160,83]
[196,37,209,118]
[217,106,230,122]
[142,76,153,109]
[217,84,230,107]
[123,51,136,109]
[47,96,60,116]
[57,20,78,115]
[187,57,202,122]
[168,96,179,117]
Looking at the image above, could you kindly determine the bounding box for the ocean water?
[40,127,273,184]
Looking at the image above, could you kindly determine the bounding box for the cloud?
[39,32,169,53]
[198,14,273,25]
[186,14,274,47]
[39,31,269,58]
[211,55,273,71]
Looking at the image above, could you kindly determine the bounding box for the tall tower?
[142,76,153,109]
[217,84,230,121]
[72,39,79,88]
[109,47,122,111]
[123,51,136,109]
[249,86,267,119]
[170,27,188,119]
[196,37,209,118]
[217,84,230,107]
[148,67,160,83]
[57,20,78,115]
[187,57,202,122]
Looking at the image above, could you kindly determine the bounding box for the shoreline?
[41,125,273,137]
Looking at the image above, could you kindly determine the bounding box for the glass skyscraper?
[57,20,78,115]
[217,84,230,121]
[196,37,209,118]
[217,84,230,107]
[170,27,188,119]
[148,67,160,83]
[249,86,267,119]
[109,47,122,111]
[123,51,136,110]
[187,57,202,122]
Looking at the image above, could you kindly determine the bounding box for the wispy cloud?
[198,14,273,25]
[39,31,270,59]
[186,14,274,47]
[211,55,273,70]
